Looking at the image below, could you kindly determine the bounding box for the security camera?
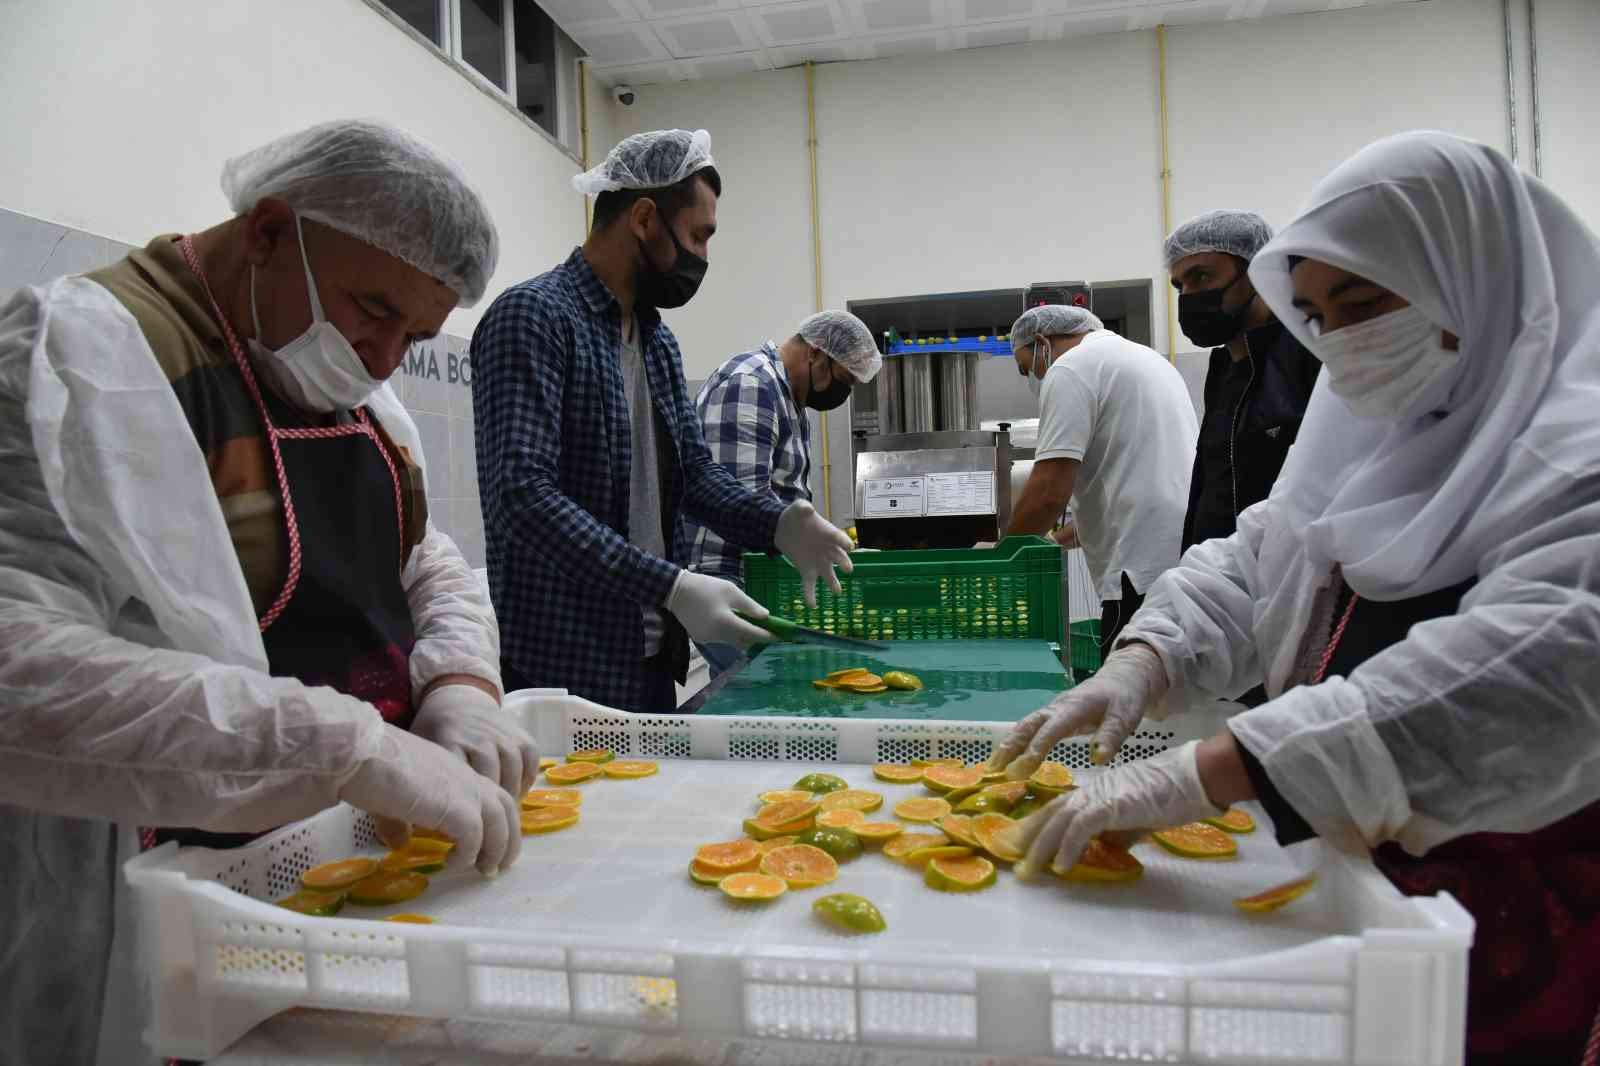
[613,84,636,106]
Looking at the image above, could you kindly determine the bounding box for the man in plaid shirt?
[688,311,881,675]
[471,130,854,712]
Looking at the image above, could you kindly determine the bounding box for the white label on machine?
[925,470,995,516]
[862,476,926,517]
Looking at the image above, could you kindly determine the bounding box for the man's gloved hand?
[666,570,772,646]
[1013,740,1220,879]
[774,500,853,607]
[340,724,522,876]
[410,683,539,798]
[984,643,1169,778]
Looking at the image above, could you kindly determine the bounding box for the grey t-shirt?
[620,321,667,657]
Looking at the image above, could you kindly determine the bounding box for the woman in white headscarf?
[987,130,1600,1065]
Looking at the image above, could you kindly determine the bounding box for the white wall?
[0,0,586,338]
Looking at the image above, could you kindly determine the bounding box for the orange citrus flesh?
[301,858,378,891]
[694,839,762,872]
[719,872,787,901]
[759,844,839,888]
[520,806,580,834]
[1235,874,1317,913]
[1152,822,1239,859]
[544,763,604,785]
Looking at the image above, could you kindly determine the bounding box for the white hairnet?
[798,310,881,383]
[572,129,716,195]
[1163,209,1274,271]
[220,119,499,306]
[1009,305,1104,351]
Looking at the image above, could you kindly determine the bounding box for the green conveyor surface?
[696,639,1068,721]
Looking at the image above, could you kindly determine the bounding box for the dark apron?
[1319,580,1600,1066]
[148,238,417,851]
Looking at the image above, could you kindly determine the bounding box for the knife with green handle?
[735,610,889,651]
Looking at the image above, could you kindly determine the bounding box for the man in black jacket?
[1165,210,1322,552]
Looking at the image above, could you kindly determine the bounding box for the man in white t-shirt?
[1005,305,1197,660]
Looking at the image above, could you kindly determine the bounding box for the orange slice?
[826,667,872,680]
[758,844,839,888]
[893,797,952,823]
[1152,822,1238,859]
[520,805,579,834]
[849,822,905,843]
[522,788,583,809]
[924,854,997,892]
[743,817,813,841]
[905,844,973,866]
[836,672,885,691]
[347,870,429,906]
[694,839,762,872]
[545,763,604,785]
[755,798,822,826]
[817,808,867,829]
[301,858,378,891]
[818,789,884,813]
[603,759,659,779]
[384,913,436,924]
[1205,808,1256,834]
[758,789,814,805]
[883,832,950,864]
[922,764,985,793]
[1028,762,1075,791]
[378,849,447,874]
[812,678,844,690]
[1055,838,1144,883]
[566,748,615,764]
[971,814,1025,863]
[539,757,559,770]
[938,813,981,849]
[1235,874,1317,913]
[719,872,787,901]
[755,835,800,853]
[689,860,730,886]
[872,763,924,784]
[910,757,963,769]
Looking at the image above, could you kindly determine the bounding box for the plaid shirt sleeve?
[691,371,781,581]
[473,286,679,607]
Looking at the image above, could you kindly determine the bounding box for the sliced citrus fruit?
[1054,838,1145,883]
[942,783,984,805]
[922,764,985,793]
[277,889,346,917]
[849,683,890,693]
[743,817,813,841]
[836,672,885,691]
[603,759,659,779]
[850,822,905,843]
[566,748,615,764]
[545,762,603,785]
[972,814,1025,863]
[906,844,973,866]
[938,813,981,848]
[813,893,886,933]
[1151,822,1239,859]
[384,913,436,924]
[979,766,1010,782]
[1205,808,1257,834]
[819,789,883,813]
[1009,796,1045,821]
[755,835,800,853]
[689,860,730,886]
[825,667,872,681]
[798,827,863,861]
[1234,874,1317,913]
[755,798,821,826]
[812,679,843,690]
[910,757,963,769]
[378,850,446,875]
[883,832,950,864]
[520,805,579,834]
[893,797,952,823]
[1028,762,1075,791]
[719,872,787,901]
[792,773,848,794]
[758,789,814,805]
[694,839,762,872]
[347,870,429,906]
[872,763,924,784]
[301,858,378,891]
[759,844,839,888]
[980,781,1028,806]
[522,788,583,809]
[924,854,997,892]
[882,670,923,691]
[539,757,559,770]
[817,808,867,829]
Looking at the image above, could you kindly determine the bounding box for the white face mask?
[247,214,382,413]
[1025,338,1048,398]
[1310,305,1461,420]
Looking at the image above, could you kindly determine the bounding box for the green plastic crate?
[1069,619,1102,678]
[742,535,1064,646]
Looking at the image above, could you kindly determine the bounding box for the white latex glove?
[666,570,772,646]
[985,644,1169,778]
[410,683,539,797]
[774,500,853,607]
[1014,740,1221,879]
[339,723,522,876]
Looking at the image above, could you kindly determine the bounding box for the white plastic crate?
[125,690,1472,1064]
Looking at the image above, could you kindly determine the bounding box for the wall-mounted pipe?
[1527,0,1543,177]
[804,60,834,520]
[1502,0,1519,164]
[1156,24,1175,362]
[577,58,592,234]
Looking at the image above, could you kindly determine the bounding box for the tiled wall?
[0,206,487,567]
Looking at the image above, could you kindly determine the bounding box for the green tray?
[696,639,1069,722]
[742,536,1064,647]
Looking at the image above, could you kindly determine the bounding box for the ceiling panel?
[561,0,1411,82]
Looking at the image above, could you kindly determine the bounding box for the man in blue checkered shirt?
[471,130,854,712]
[687,311,881,676]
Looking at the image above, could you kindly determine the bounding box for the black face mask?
[806,356,854,411]
[1177,269,1252,348]
[636,218,708,310]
